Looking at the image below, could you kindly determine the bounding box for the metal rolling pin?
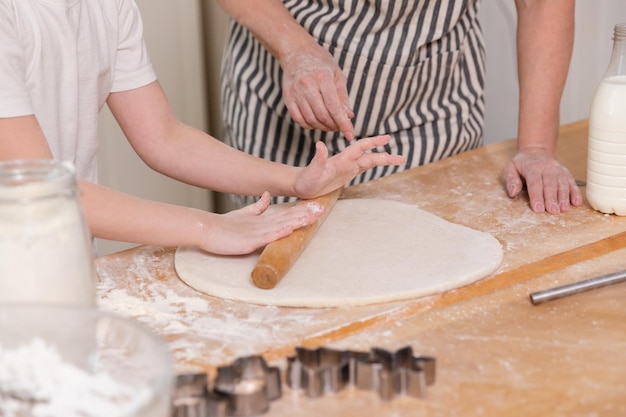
[529,269,626,305]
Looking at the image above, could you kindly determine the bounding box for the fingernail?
[507,185,516,196]
[549,203,560,213]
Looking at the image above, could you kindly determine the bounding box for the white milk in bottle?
[587,23,626,215]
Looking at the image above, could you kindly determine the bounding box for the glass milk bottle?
[587,23,626,215]
[0,160,96,306]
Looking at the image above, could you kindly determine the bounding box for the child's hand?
[199,192,323,255]
[294,135,406,199]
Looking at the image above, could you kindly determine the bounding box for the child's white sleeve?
[0,0,34,117]
[110,0,158,93]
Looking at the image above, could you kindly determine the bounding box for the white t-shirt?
[0,0,157,182]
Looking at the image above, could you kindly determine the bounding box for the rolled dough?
[174,199,503,308]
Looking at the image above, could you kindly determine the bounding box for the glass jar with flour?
[587,23,626,215]
[0,160,96,306]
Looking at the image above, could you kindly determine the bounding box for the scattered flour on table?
[0,338,152,417]
[98,281,385,369]
[97,248,335,368]
[96,247,407,371]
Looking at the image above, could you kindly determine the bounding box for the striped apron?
[221,0,485,206]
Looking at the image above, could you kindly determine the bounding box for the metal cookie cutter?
[213,355,282,417]
[172,355,281,417]
[287,345,435,402]
[286,346,355,397]
[354,346,436,401]
[173,372,227,417]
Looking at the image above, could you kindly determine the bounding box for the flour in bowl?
[0,338,153,417]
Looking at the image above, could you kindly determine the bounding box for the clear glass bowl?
[0,304,172,417]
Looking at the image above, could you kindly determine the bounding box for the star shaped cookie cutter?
[173,372,226,417]
[173,355,281,417]
[287,345,436,401]
[286,346,354,397]
[355,346,436,401]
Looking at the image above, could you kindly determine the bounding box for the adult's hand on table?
[294,135,406,199]
[200,192,324,256]
[281,44,355,140]
[502,149,583,214]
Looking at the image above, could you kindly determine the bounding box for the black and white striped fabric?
[221,0,485,206]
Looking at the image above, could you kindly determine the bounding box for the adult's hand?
[502,149,583,214]
[215,0,355,139]
[281,43,355,140]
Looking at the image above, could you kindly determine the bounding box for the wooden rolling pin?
[251,188,343,289]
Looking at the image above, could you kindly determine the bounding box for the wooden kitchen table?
[96,119,626,416]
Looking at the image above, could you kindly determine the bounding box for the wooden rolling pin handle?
[251,188,342,290]
[250,264,279,290]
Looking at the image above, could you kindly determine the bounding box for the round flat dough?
[174,199,503,307]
